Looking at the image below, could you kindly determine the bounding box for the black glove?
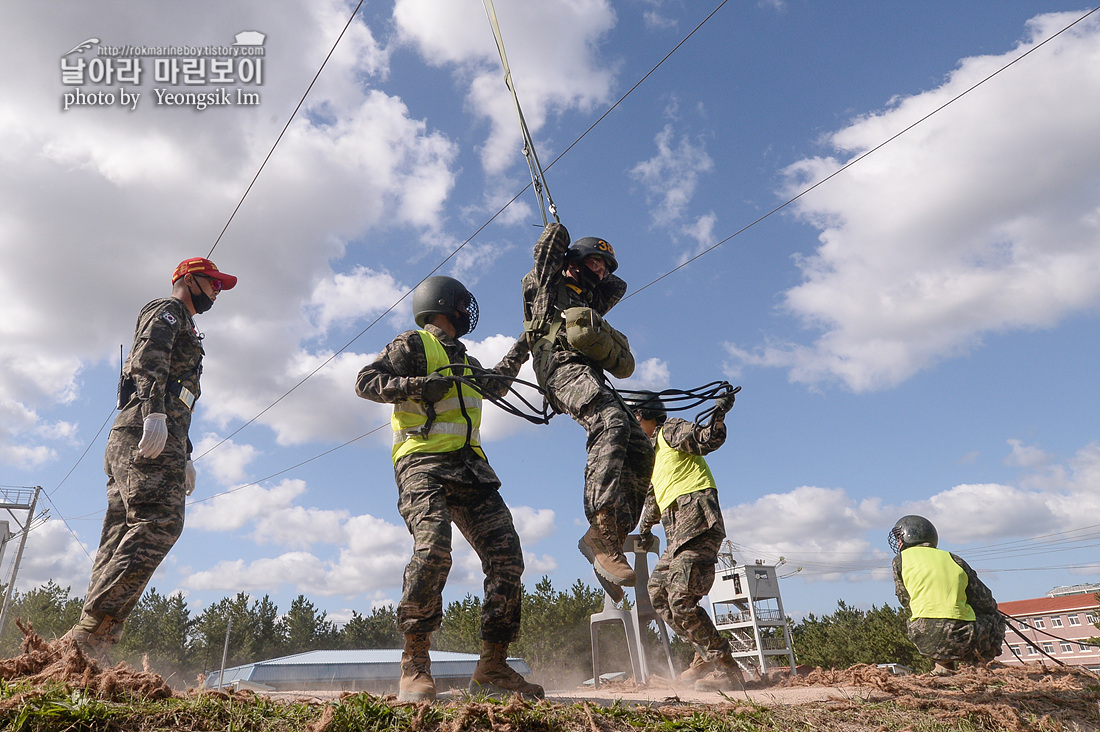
[637,528,656,552]
[713,393,736,418]
[420,372,450,403]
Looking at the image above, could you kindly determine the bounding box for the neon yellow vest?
[391,330,484,463]
[900,546,976,621]
[651,428,717,511]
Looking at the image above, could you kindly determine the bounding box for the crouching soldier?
[632,390,744,692]
[889,515,1006,675]
[355,275,542,702]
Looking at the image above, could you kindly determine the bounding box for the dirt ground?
[542,678,887,707]
[2,625,1099,731]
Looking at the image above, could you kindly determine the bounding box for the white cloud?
[614,358,670,391]
[724,486,887,581]
[465,334,542,442]
[508,505,556,545]
[192,435,260,486]
[630,124,714,227]
[188,479,307,532]
[252,505,350,548]
[6,520,92,593]
[719,438,1100,586]
[0,0,461,468]
[1005,438,1051,468]
[306,267,408,333]
[393,0,618,175]
[184,515,412,598]
[728,12,1100,391]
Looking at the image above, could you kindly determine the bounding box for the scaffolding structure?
[0,486,43,638]
[709,543,797,677]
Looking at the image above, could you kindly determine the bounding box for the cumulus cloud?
[508,505,556,545]
[723,486,890,582]
[305,267,408,333]
[614,358,671,391]
[720,438,1100,583]
[465,333,542,442]
[0,0,461,466]
[393,0,618,175]
[183,510,411,597]
[192,435,260,486]
[188,479,308,533]
[5,520,92,593]
[727,12,1100,391]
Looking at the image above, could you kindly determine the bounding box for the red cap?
[172,257,237,290]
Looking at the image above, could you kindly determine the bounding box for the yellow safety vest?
[391,330,484,463]
[651,428,717,511]
[900,546,976,621]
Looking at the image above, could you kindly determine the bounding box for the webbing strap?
[482,0,559,225]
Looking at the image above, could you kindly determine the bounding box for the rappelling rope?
[428,362,553,425]
[619,382,740,424]
[482,0,559,226]
[434,364,738,426]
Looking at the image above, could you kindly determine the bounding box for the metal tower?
[709,542,797,677]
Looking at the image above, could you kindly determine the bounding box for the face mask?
[189,278,214,314]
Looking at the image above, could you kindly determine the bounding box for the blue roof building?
[202,648,533,693]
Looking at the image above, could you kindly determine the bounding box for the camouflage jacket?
[114,297,203,447]
[355,324,530,483]
[639,416,728,531]
[521,223,628,379]
[893,550,1000,619]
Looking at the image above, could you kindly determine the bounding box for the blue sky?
[2,0,1099,633]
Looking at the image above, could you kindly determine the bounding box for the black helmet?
[566,236,618,274]
[627,391,667,424]
[412,276,479,337]
[888,515,938,554]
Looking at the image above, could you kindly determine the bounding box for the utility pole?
[218,616,234,690]
[0,486,43,639]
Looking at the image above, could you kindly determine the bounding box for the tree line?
[8,580,1093,687]
[0,577,647,687]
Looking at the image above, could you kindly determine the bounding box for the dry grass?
[1,624,1098,731]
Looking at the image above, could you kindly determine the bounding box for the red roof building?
[996,592,1100,670]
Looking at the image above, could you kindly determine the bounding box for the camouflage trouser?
[907,612,1006,664]
[541,358,652,542]
[396,471,524,643]
[83,427,187,624]
[648,490,729,662]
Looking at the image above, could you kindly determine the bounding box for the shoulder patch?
[162,312,178,326]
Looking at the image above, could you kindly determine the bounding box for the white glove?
[184,459,197,496]
[135,413,169,459]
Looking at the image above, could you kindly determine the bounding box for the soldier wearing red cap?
[62,257,236,659]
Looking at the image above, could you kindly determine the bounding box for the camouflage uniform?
[521,222,652,542]
[639,417,730,663]
[893,550,1006,664]
[355,324,530,642]
[82,297,202,626]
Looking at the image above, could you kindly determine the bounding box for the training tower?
[709,543,797,676]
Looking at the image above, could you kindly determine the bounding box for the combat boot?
[398,633,435,703]
[694,653,744,693]
[468,641,545,699]
[60,613,122,664]
[678,653,714,683]
[578,510,636,591]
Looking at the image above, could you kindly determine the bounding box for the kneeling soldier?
[890,515,1006,675]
